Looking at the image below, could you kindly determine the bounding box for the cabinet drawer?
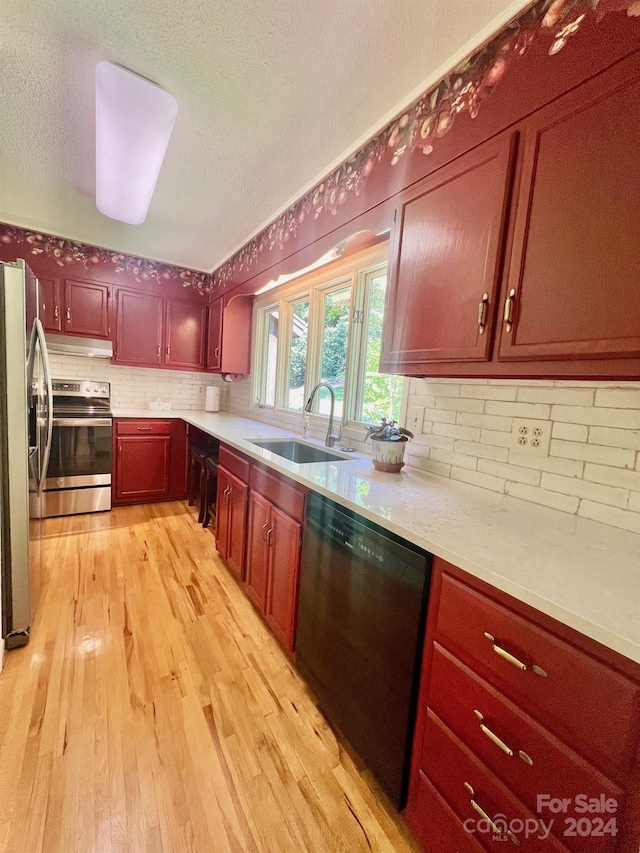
[116,419,173,436]
[219,445,250,483]
[427,644,623,853]
[436,573,640,772]
[408,771,485,853]
[250,465,306,523]
[422,711,570,852]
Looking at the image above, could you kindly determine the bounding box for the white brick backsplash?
[450,467,506,492]
[478,459,541,486]
[552,422,588,442]
[485,401,551,419]
[460,384,517,401]
[551,405,640,429]
[595,388,640,409]
[227,374,640,533]
[516,387,594,406]
[540,473,629,508]
[589,427,640,451]
[432,423,481,441]
[505,483,580,513]
[550,439,635,469]
[584,463,640,492]
[578,501,640,534]
[453,440,509,462]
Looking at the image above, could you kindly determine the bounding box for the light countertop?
[113,409,640,665]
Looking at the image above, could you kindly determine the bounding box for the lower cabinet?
[214,443,305,655]
[405,557,640,853]
[113,419,187,504]
[246,490,301,654]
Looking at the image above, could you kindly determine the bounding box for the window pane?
[359,273,403,422]
[263,308,279,407]
[319,285,351,418]
[286,298,309,410]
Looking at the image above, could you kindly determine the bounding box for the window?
[253,245,402,426]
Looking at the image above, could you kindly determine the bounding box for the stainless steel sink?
[248,438,351,463]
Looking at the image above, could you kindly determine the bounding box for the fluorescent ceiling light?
[95,62,177,225]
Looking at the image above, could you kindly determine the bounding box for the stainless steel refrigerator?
[0,259,52,649]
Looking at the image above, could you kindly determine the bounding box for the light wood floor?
[0,501,420,853]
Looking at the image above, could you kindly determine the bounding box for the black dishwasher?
[296,492,431,809]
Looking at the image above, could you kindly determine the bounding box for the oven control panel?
[52,379,110,398]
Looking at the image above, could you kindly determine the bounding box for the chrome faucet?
[304,382,341,448]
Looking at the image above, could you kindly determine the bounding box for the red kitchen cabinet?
[113,419,187,504]
[39,277,62,332]
[405,558,640,853]
[114,290,163,365]
[206,298,223,371]
[165,299,207,370]
[64,279,111,338]
[497,55,640,365]
[245,491,271,612]
[380,133,516,373]
[215,465,249,581]
[265,505,301,654]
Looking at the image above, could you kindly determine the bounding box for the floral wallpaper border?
[211,0,639,287]
[2,0,637,293]
[0,224,212,292]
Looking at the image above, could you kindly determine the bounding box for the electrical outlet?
[511,418,551,456]
[406,406,424,434]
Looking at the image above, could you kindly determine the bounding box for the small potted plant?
[364,418,414,473]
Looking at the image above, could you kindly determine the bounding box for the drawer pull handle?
[474,710,514,757]
[266,526,273,546]
[503,288,516,333]
[136,427,152,431]
[477,292,489,334]
[483,632,547,678]
[261,520,270,541]
[465,784,520,847]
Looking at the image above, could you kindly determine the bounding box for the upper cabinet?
[381,134,515,372]
[165,299,207,369]
[497,56,640,365]
[113,291,207,370]
[64,279,111,338]
[205,298,223,371]
[115,290,163,366]
[39,277,62,333]
[37,276,111,338]
[381,52,640,379]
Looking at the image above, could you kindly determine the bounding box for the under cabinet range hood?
[45,333,113,359]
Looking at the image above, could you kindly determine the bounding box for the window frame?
[252,243,393,428]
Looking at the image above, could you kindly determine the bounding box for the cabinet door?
[215,467,231,560]
[39,277,62,332]
[245,491,271,614]
[165,299,206,369]
[381,133,515,372]
[265,506,301,654]
[498,58,640,362]
[206,298,223,370]
[115,436,170,501]
[64,279,110,338]
[226,472,248,581]
[115,290,163,365]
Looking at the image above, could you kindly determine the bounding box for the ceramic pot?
[370,435,408,473]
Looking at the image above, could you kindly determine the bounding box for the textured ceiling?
[1,0,531,272]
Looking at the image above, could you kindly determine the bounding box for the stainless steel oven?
[43,379,112,517]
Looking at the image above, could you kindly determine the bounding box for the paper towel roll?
[205,385,220,412]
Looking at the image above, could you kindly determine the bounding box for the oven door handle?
[52,417,112,427]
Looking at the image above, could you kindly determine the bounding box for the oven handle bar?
[52,417,112,427]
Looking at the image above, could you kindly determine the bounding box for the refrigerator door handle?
[35,319,53,493]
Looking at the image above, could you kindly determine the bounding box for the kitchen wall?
[48,354,228,412]
[226,376,640,534]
